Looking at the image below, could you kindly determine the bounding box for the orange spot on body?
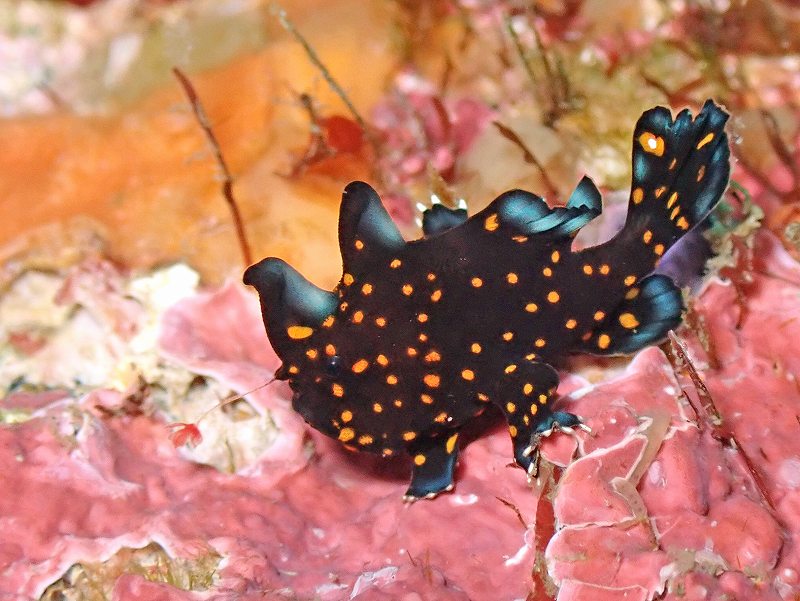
[361,283,373,295]
[375,317,387,327]
[431,289,442,302]
[390,258,402,269]
[547,291,560,303]
[632,188,644,204]
[597,334,611,350]
[484,213,500,231]
[507,272,519,284]
[471,343,482,354]
[424,374,440,388]
[402,284,413,296]
[461,369,475,381]
[332,383,344,397]
[565,319,577,329]
[338,428,355,442]
[502,331,514,341]
[471,277,483,288]
[425,351,441,363]
[525,302,538,313]
[352,359,369,373]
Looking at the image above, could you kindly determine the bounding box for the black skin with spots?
[244,100,730,501]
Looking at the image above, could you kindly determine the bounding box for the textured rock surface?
[1,233,798,599]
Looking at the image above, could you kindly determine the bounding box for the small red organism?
[320,115,364,154]
[167,422,203,448]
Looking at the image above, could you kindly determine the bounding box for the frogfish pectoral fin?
[244,257,337,362]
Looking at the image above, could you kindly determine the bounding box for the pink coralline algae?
[545,231,800,600]
[372,72,495,187]
[1,232,799,599]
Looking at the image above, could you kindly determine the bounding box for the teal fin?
[476,176,602,239]
[403,432,460,501]
[338,181,405,271]
[574,274,683,355]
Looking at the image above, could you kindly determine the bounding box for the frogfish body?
[244,100,730,500]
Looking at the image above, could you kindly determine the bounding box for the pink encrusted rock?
[3,231,800,600]
[1,281,541,600]
[545,231,800,600]
[112,575,198,601]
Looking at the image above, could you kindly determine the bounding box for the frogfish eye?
[324,355,342,377]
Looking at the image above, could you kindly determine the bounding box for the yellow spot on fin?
[287,325,313,339]
[638,132,665,156]
[446,433,458,453]
[696,132,714,149]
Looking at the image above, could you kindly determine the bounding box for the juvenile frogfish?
[244,100,730,500]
